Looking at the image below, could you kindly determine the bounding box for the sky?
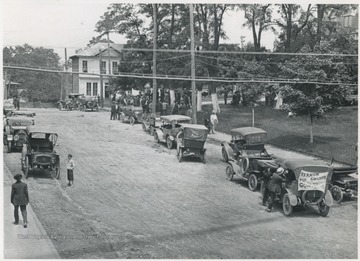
[2,0,281,63]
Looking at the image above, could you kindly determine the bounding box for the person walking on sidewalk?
[11,174,29,228]
[67,154,75,187]
[210,110,219,134]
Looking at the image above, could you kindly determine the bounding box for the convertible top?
[276,158,331,170]
[161,115,191,122]
[230,127,267,136]
[181,124,209,131]
[11,110,36,117]
[26,126,58,135]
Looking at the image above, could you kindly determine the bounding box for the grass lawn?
[199,104,358,165]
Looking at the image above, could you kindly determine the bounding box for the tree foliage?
[3,44,62,102]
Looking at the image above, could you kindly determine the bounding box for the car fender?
[154,129,164,141]
[324,190,333,207]
[228,160,241,174]
[285,188,298,206]
[221,142,234,160]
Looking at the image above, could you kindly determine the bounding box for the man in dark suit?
[11,174,29,228]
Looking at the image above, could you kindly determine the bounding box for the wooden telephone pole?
[190,4,197,124]
[152,4,158,114]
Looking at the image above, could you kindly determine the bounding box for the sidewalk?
[3,165,60,259]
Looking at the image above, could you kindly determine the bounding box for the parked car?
[10,110,36,117]
[154,115,191,149]
[262,158,334,217]
[223,127,276,191]
[119,105,143,125]
[3,116,34,153]
[58,93,83,111]
[176,124,208,163]
[330,166,358,203]
[80,95,100,111]
[21,126,60,179]
[142,113,158,135]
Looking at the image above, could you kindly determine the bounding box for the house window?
[112,62,119,75]
[86,82,91,95]
[101,61,106,74]
[82,61,88,73]
[93,83,98,96]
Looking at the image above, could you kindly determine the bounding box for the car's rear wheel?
[55,162,60,179]
[248,173,258,191]
[226,165,234,181]
[154,132,160,143]
[282,193,293,216]
[222,146,228,162]
[130,116,135,126]
[166,136,174,149]
[330,185,343,204]
[318,199,330,217]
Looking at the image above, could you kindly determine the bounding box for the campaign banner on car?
[298,170,328,192]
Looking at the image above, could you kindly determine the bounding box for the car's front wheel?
[330,185,343,204]
[129,116,135,126]
[154,132,160,143]
[282,193,293,216]
[166,136,174,149]
[225,165,234,181]
[222,146,228,162]
[318,199,330,217]
[248,173,258,191]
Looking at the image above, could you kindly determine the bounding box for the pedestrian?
[210,110,218,134]
[110,101,117,120]
[224,89,228,105]
[11,174,29,228]
[67,154,75,187]
[262,167,287,212]
[172,101,179,115]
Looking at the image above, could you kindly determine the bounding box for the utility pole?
[240,36,245,50]
[190,4,197,124]
[99,49,104,108]
[62,48,68,100]
[107,32,111,75]
[152,4,157,114]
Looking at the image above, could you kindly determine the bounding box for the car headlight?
[14,135,19,141]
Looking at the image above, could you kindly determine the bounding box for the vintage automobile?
[176,124,208,163]
[224,127,276,191]
[142,113,158,135]
[119,105,143,125]
[262,158,334,217]
[3,116,35,153]
[154,115,191,149]
[21,126,60,179]
[330,166,358,203]
[58,93,83,111]
[10,110,36,117]
[80,95,100,112]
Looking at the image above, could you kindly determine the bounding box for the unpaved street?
[3,108,358,259]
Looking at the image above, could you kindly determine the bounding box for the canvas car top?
[6,116,34,124]
[26,126,58,135]
[181,124,208,141]
[230,127,267,136]
[181,124,209,130]
[160,115,191,122]
[10,110,36,117]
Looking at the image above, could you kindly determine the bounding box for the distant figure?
[210,110,219,134]
[110,102,117,120]
[172,101,179,115]
[11,174,29,228]
[66,154,75,187]
[224,90,228,105]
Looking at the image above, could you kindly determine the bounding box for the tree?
[239,4,273,52]
[3,44,62,102]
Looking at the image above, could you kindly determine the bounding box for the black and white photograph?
[2,0,358,259]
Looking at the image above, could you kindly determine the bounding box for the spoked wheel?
[166,136,174,149]
[222,147,228,162]
[318,199,330,217]
[225,165,234,181]
[330,185,343,204]
[129,116,135,126]
[177,149,183,162]
[248,173,258,191]
[282,193,293,216]
[24,157,29,179]
[154,132,160,143]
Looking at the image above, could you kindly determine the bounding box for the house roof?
[70,43,124,59]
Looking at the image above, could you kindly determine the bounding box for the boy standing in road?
[67,154,75,187]
[210,110,219,134]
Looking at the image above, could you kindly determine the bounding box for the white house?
[69,43,123,98]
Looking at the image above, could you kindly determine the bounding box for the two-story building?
[69,43,123,99]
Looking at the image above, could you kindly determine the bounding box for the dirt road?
[3,109,357,258]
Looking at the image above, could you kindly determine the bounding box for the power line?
[4,65,357,86]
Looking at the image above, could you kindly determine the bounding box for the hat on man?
[13,174,23,180]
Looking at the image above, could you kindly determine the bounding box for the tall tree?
[3,44,62,102]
